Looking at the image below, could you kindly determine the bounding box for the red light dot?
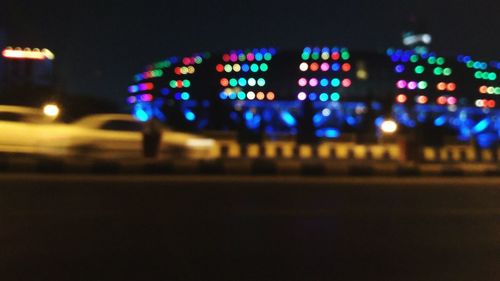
[174,67,182,75]
[182,57,191,65]
[216,64,224,73]
[222,54,230,62]
[331,52,340,60]
[342,63,351,72]
[176,80,183,88]
[396,94,407,103]
[310,63,319,72]
[488,100,496,108]
[342,78,352,88]
[447,83,456,92]
[220,78,229,87]
[437,96,447,105]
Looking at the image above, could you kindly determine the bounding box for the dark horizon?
[1,0,499,102]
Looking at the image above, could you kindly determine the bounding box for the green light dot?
[182,80,191,88]
[194,57,203,64]
[466,61,474,68]
[152,70,162,77]
[257,78,266,87]
[330,92,340,101]
[474,71,482,79]
[436,57,445,65]
[488,73,497,81]
[169,80,177,88]
[443,68,452,76]
[301,53,310,60]
[224,64,232,73]
[238,54,246,62]
[237,91,246,100]
[250,64,259,72]
[418,81,428,89]
[415,65,425,74]
[428,57,436,64]
[495,87,500,94]
[341,52,350,60]
[264,53,272,61]
[433,67,443,75]
[229,79,238,87]
[482,72,489,80]
[331,79,340,87]
[260,63,269,72]
[410,55,419,63]
[311,53,320,60]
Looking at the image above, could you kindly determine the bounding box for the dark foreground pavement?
[0,175,499,281]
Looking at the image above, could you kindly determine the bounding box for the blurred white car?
[63,114,217,159]
[0,105,58,154]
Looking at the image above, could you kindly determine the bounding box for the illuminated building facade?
[128,46,500,147]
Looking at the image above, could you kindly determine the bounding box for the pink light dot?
[396,80,407,89]
[408,81,417,90]
[321,62,330,72]
[298,92,307,100]
[309,78,319,87]
[298,78,308,87]
[447,96,457,105]
[342,78,351,88]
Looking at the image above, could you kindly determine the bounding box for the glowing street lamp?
[43,103,60,119]
[380,119,398,134]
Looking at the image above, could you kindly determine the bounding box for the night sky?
[1,0,499,102]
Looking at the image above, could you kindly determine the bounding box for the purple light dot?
[395,64,405,73]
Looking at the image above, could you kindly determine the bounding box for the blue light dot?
[185,111,196,121]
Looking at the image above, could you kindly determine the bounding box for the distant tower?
[402,17,432,54]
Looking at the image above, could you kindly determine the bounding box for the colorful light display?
[457,55,500,106]
[388,48,458,106]
[297,47,351,101]
[217,48,276,101]
[128,45,500,144]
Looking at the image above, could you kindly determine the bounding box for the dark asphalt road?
[0,175,499,281]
